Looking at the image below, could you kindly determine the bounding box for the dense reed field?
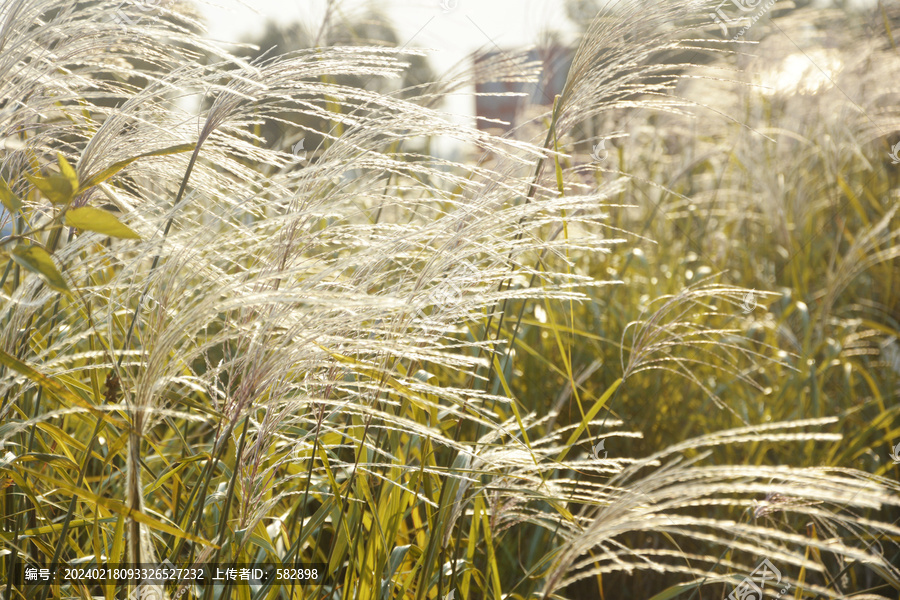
[0,0,898,599]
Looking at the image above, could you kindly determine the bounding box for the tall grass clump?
[0,0,898,599]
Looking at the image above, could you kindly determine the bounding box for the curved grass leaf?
[0,348,129,432]
[557,377,622,461]
[142,453,210,495]
[381,545,411,600]
[15,463,217,546]
[647,582,702,600]
[80,142,197,190]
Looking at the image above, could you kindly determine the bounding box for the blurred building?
[474,45,573,132]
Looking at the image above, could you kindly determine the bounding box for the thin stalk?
[202,414,251,600]
[472,95,563,441]
[116,141,205,370]
[37,417,104,600]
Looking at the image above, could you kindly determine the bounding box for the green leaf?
[80,142,197,190]
[56,152,79,191]
[65,206,140,240]
[10,244,69,291]
[24,173,76,205]
[0,176,22,213]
